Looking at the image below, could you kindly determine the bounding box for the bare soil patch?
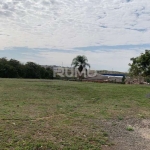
[98,118,150,150]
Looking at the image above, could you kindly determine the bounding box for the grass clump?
[126,125,134,131]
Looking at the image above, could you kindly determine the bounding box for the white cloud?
[0,0,150,49]
[0,0,150,71]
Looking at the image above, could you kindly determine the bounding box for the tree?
[9,59,25,77]
[129,50,150,77]
[71,55,90,80]
[0,57,54,79]
[0,58,8,77]
[45,68,53,79]
[25,62,42,79]
[122,76,126,84]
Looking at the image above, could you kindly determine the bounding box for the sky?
[0,0,150,72]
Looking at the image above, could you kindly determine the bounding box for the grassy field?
[0,79,150,150]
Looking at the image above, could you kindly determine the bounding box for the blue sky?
[0,0,150,71]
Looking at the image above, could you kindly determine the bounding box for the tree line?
[0,58,53,79]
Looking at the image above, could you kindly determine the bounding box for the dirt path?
[96,118,150,150]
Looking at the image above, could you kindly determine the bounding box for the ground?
[0,79,150,149]
[101,118,150,150]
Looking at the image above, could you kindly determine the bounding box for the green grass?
[0,79,150,149]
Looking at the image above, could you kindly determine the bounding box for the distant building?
[41,65,62,73]
[84,74,124,83]
[83,74,109,82]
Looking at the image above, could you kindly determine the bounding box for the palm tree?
[71,55,90,80]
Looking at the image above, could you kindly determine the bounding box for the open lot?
[0,79,150,149]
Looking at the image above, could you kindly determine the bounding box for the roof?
[102,73,125,77]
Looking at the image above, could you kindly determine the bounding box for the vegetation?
[71,55,90,79]
[129,50,150,77]
[122,76,126,84]
[144,76,150,83]
[126,126,134,131]
[0,58,53,79]
[0,79,150,149]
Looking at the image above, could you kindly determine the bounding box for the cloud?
[0,0,149,49]
[74,44,150,51]
[0,0,150,71]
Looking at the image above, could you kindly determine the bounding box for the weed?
[126,125,134,131]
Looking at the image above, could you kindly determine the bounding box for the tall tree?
[71,55,90,79]
[25,62,42,79]
[129,50,150,77]
[9,59,25,77]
